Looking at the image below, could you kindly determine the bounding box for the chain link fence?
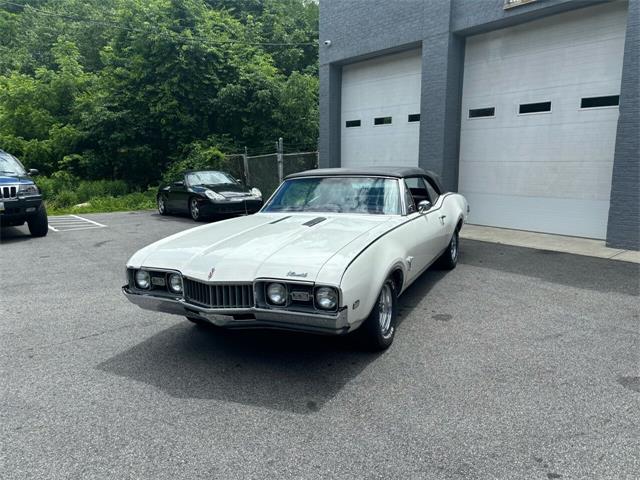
[225,150,318,199]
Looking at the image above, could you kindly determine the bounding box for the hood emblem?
[207,267,216,280]
[287,271,308,278]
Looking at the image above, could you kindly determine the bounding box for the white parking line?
[70,214,106,227]
[48,214,107,232]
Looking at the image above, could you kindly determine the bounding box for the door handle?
[439,214,446,225]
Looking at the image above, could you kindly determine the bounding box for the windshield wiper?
[0,170,18,174]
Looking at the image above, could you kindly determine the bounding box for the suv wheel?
[27,204,48,237]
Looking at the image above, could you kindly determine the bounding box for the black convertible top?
[285,166,445,193]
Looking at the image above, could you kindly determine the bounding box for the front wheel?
[437,229,459,270]
[27,204,48,237]
[189,197,201,221]
[359,278,397,351]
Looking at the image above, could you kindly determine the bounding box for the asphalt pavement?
[1,211,638,479]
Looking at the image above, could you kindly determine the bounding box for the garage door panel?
[460,119,620,163]
[465,193,610,239]
[459,161,615,200]
[459,2,627,239]
[465,3,628,66]
[465,37,625,94]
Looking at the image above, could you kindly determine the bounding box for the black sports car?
[157,170,263,221]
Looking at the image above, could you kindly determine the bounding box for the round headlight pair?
[315,287,338,310]
[134,270,182,294]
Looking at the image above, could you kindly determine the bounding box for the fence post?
[242,146,250,185]
[276,137,284,183]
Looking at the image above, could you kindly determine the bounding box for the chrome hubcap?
[158,197,165,213]
[378,283,393,337]
[451,233,458,261]
[191,200,199,219]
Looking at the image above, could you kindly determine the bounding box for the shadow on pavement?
[98,322,380,414]
[0,225,35,244]
[460,238,639,296]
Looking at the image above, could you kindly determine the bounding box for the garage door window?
[374,116,392,126]
[408,114,421,122]
[580,95,619,109]
[468,107,495,119]
[345,120,361,128]
[518,101,551,115]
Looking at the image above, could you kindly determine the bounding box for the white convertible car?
[123,167,468,349]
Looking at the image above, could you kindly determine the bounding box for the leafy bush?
[75,179,128,202]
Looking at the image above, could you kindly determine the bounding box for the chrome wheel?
[451,232,458,261]
[157,196,166,214]
[190,198,200,220]
[378,283,393,338]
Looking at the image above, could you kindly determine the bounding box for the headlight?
[18,184,39,197]
[205,189,225,200]
[266,283,287,305]
[315,287,338,310]
[250,187,262,198]
[168,273,183,294]
[135,270,150,289]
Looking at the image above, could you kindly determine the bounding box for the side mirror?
[236,178,243,184]
[173,180,185,187]
[28,169,39,176]
[418,200,432,214]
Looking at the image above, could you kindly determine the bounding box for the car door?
[168,175,189,212]
[401,178,443,282]
[424,176,451,250]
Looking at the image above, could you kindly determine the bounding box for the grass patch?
[46,190,156,215]
[36,173,157,215]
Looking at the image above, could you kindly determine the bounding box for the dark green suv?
[0,150,48,237]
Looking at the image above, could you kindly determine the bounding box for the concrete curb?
[460,224,640,264]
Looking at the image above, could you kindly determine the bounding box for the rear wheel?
[359,278,397,351]
[27,204,48,237]
[437,229,459,270]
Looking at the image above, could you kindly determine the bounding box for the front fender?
[338,235,409,330]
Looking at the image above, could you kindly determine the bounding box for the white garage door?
[341,49,421,168]
[459,2,628,239]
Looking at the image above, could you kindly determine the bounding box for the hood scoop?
[269,216,291,224]
[303,217,327,227]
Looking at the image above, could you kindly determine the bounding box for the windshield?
[186,171,236,186]
[263,177,401,215]
[0,152,26,175]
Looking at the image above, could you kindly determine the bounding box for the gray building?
[319,0,638,249]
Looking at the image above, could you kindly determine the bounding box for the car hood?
[192,183,250,197]
[128,213,396,284]
[0,174,33,185]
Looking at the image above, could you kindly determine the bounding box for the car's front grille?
[184,279,254,309]
[1,185,18,199]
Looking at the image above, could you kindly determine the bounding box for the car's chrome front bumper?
[122,286,350,335]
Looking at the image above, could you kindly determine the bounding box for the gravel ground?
[1,211,638,480]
